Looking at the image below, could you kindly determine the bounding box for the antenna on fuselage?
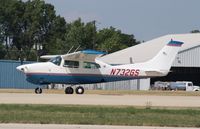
[129,57,134,64]
[67,46,74,54]
[74,45,80,52]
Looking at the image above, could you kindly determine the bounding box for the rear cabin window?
[64,60,79,68]
[83,62,100,69]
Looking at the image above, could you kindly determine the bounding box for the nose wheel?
[65,86,84,94]
[35,87,42,94]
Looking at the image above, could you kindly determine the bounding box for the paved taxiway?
[0,124,198,129]
[0,93,200,107]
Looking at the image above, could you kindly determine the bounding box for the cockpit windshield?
[49,56,62,66]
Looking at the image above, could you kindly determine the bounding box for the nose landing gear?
[35,87,42,94]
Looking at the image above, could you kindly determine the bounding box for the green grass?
[0,104,200,127]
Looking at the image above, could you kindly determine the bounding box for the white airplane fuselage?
[17,59,149,85]
[17,40,183,87]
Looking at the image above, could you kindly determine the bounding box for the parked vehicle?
[153,81,170,90]
[154,81,200,91]
[169,81,200,91]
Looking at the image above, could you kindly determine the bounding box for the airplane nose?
[16,65,27,73]
[16,66,24,72]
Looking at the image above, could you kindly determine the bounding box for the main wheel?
[65,87,74,94]
[75,86,84,94]
[35,87,42,94]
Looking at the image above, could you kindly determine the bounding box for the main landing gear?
[65,86,84,94]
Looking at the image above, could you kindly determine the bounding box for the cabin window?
[64,60,79,68]
[188,83,193,86]
[49,56,62,66]
[83,62,100,69]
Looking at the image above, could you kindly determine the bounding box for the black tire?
[65,87,74,94]
[39,88,42,94]
[35,87,42,94]
[75,86,84,94]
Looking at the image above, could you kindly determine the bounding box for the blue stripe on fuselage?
[25,73,139,85]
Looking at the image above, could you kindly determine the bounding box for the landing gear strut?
[35,87,42,94]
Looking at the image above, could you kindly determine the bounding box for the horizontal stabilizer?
[145,70,169,76]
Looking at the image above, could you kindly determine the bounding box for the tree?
[0,0,23,59]
[191,30,200,33]
[19,0,67,59]
[120,33,139,47]
[42,15,66,55]
[0,0,67,60]
[0,42,6,59]
[96,27,139,53]
[63,18,96,52]
[84,21,97,49]
[64,18,85,51]
[0,0,139,60]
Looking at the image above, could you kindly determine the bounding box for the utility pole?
[93,20,96,49]
[33,43,43,62]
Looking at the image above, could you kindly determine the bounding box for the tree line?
[0,0,139,61]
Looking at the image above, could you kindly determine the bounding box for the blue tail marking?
[167,39,184,46]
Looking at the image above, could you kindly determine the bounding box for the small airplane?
[17,40,183,94]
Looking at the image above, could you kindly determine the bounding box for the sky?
[44,0,200,41]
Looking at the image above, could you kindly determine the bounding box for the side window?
[83,62,100,69]
[64,60,79,68]
[49,56,62,66]
[188,83,193,86]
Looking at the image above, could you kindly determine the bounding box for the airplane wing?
[40,55,60,59]
[62,50,107,62]
[40,49,107,62]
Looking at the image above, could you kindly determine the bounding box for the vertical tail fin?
[96,39,183,77]
[144,39,183,72]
